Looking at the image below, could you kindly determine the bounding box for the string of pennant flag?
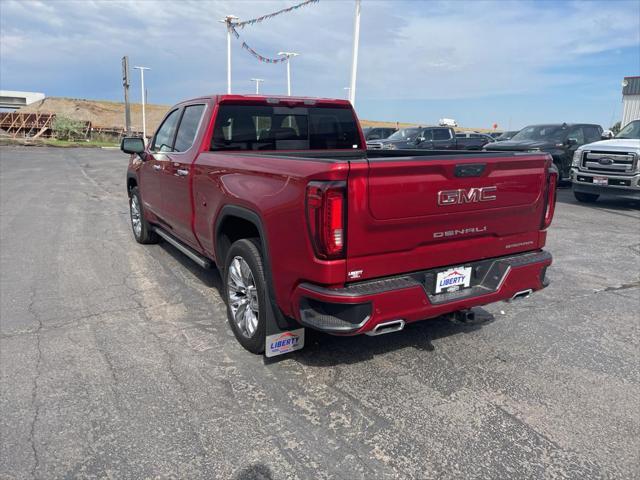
[226,0,319,64]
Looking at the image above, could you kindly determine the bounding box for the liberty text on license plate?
[435,266,472,294]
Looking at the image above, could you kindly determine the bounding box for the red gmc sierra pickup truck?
[121,94,557,355]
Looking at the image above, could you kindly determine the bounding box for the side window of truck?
[433,128,452,140]
[567,127,585,145]
[584,126,601,144]
[174,104,205,152]
[151,109,181,152]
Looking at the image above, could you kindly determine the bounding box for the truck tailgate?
[346,153,551,281]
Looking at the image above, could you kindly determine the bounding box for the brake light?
[306,181,346,259]
[542,167,558,229]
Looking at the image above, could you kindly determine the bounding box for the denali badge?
[433,226,487,238]
[438,186,497,205]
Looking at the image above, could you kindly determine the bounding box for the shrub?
[52,116,86,141]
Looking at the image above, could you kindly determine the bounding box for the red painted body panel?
[292,257,551,334]
[346,155,550,281]
[128,94,555,331]
[191,151,350,314]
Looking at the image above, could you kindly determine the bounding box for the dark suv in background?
[367,126,490,150]
[484,123,603,180]
[495,130,519,141]
[362,127,397,141]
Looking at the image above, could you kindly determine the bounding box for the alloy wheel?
[130,195,142,238]
[227,256,259,338]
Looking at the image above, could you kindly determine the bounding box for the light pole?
[219,15,239,94]
[278,51,299,96]
[251,78,264,94]
[349,0,361,106]
[133,66,150,141]
[343,87,351,100]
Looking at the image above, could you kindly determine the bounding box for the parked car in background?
[367,126,488,150]
[456,132,495,146]
[571,119,640,202]
[495,130,520,142]
[484,123,603,180]
[361,126,397,141]
[439,118,458,127]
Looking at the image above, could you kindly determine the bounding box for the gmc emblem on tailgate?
[437,186,497,206]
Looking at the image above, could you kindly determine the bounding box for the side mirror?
[416,136,426,144]
[566,138,578,146]
[121,137,145,155]
[601,132,614,140]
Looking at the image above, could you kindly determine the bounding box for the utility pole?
[343,87,351,100]
[251,78,264,94]
[349,0,361,106]
[133,66,150,141]
[122,56,132,135]
[219,15,239,94]
[278,52,299,96]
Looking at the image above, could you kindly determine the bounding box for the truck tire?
[129,187,158,244]
[224,238,267,354]
[574,191,599,203]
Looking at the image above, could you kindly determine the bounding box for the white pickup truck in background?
[438,118,458,127]
[571,119,640,202]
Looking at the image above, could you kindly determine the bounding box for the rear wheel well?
[216,215,261,264]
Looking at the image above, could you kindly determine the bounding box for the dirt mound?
[17,97,490,135]
[17,97,170,133]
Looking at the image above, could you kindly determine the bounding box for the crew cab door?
[562,126,586,177]
[432,128,455,149]
[159,104,206,248]
[415,129,434,149]
[142,108,181,220]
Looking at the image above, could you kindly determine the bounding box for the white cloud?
[0,0,638,103]
[355,0,640,99]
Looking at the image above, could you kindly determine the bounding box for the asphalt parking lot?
[1,146,639,479]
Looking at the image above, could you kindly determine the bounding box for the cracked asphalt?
[1,146,639,479]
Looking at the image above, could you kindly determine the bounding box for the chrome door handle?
[176,169,189,177]
[153,164,162,171]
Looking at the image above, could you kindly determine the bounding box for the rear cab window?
[211,104,361,151]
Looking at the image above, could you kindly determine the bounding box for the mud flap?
[264,305,305,359]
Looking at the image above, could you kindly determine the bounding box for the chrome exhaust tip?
[365,319,405,336]
[510,289,533,301]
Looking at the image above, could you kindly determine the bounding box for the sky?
[1,0,639,130]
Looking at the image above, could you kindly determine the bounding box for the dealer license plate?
[593,176,608,186]
[435,266,472,294]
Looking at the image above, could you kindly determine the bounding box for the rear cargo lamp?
[306,181,346,259]
[542,168,558,229]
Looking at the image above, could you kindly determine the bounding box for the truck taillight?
[306,181,346,259]
[542,167,558,229]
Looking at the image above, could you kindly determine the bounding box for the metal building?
[622,76,640,128]
[0,91,46,110]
